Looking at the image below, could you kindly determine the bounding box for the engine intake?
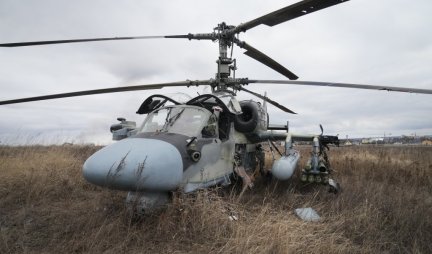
[234,101,267,133]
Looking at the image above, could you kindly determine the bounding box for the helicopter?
[1,0,432,213]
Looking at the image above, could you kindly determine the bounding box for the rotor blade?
[237,41,298,80]
[0,35,191,47]
[238,86,296,114]
[247,80,432,95]
[0,80,211,105]
[233,0,350,33]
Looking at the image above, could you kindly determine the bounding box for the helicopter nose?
[82,138,183,191]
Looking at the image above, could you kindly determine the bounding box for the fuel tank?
[271,152,300,180]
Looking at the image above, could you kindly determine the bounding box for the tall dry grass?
[0,145,431,253]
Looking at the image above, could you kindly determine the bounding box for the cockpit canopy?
[136,93,242,115]
[139,105,212,137]
[136,92,241,139]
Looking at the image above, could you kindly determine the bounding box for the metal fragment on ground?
[229,215,238,221]
[294,207,321,222]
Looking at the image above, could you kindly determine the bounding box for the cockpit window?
[139,106,211,137]
[201,114,218,138]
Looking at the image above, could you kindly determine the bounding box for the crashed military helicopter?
[1,0,432,212]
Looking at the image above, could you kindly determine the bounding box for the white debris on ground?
[294,207,321,222]
[229,215,238,221]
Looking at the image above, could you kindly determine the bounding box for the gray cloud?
[0,0,431,144]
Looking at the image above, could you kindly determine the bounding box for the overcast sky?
[0,0,431,145]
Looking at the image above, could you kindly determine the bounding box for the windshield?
[139,106,211,137]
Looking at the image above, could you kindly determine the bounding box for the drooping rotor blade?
[238,86,296,114]
[233,0,350,33]
[0,35,191,47]
[236,40,298,80]
[0,80,211,105]
[247,80,432,95]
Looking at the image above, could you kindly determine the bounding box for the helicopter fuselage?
[82,93,269,211]
[82,92,338,212]
[83,103,238,193]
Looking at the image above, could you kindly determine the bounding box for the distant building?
[361,138,384,144]
[361,139,369,144]
[422,140,432,146]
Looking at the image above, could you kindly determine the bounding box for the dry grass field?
[0,145,431,253]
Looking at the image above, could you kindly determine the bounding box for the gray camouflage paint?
[83,138,183,191]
